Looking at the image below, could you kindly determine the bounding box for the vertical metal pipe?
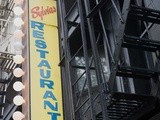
[95,0,115,64]
[83,0,109,119]
[108,0,131,91]
[76,0,96,119]
[59,0,75,119]
[75,33,101,111]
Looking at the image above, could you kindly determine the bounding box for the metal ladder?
[59,0,160,119]
[96,0,160,120]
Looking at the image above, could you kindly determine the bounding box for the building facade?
[2,0,160,120]
[57,0,160,119]
[0,0,24,119]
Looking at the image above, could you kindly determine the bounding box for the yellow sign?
[29,0,63,120]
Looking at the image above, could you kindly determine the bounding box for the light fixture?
[14,41,24,51]
[13,7,24,16]
[13,81,25,91]
[12,111,25,120]
[14,29,24,40]
[14,18,24,27]
[13,95,25,106]
[13,68,25,78]
[14,0,24,5]
[13,55,24,64]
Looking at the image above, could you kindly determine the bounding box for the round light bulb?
[14,18,24,27]
[13,95,25,106]
[14,30,24,40]
[14,0,24,5]
[12,111,25,120]
[14,7,24,16]
[13,81,25,91]
[13,55,24,64]
[13,68,25,78]
[14,41,24,51]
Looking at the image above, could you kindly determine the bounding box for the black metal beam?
[83,0,109,119]
[87,0,108,18]
[76,0,96,119]
[129,4,160,24]
[108,0,131,92]
[58,0,76,119]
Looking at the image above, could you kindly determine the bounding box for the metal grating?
[0,51,16,119]
[117,65,159,79]
[58,0,160,119]
[0,52,16,72]
[129,4,160,24]
[123,35,160,52]
[96,92,157,120]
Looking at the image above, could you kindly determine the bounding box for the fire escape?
[58,0,160,120]
[0,52,17,119]
[0,0,20,119]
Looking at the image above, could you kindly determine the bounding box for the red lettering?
[31,6,56,20]
[31,6,40,19]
